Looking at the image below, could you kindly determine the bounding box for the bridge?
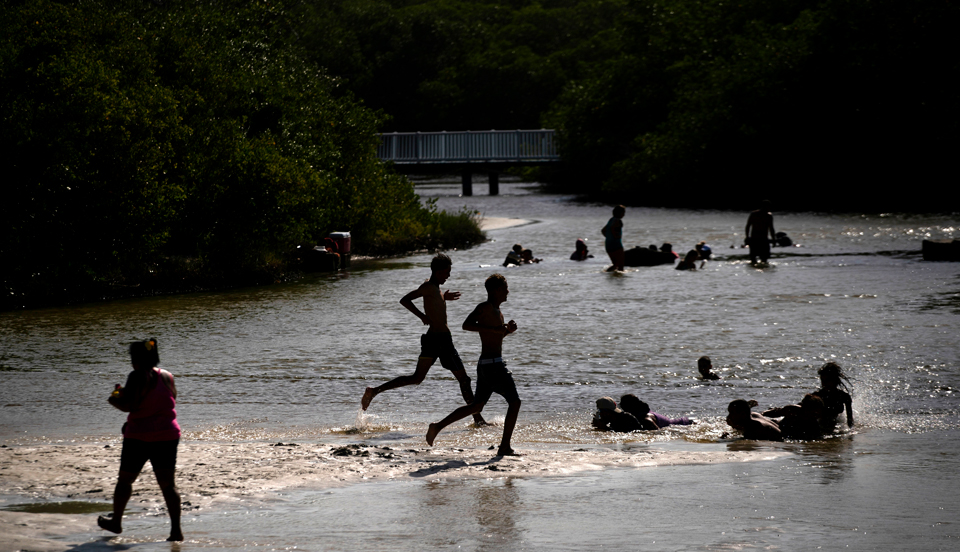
[377,129,560,195]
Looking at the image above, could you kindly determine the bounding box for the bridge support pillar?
[462,171,473,196]
[489,172,499,195]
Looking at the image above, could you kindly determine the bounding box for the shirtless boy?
[361,254,485,425]
[725,399,782,441]
[745,200,776,264]
[426,273,521,456]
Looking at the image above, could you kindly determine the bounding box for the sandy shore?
[0,439,785,550]
[479,216,531,231]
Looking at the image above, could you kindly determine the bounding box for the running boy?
[426,274,521,456]
[361,254,485,425]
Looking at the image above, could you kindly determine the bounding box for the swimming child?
[570,238,593,261]
[592,397,645,432]
[811,361,854,429]
[675,250,699,270]
[426,274,521,456]
[503,244,523,267]
[762,394,825,441]
[619,394,695,429]
[725,399,782,441]
[361,253,486,425]
[698,356,720,380]
[521,249,542,264]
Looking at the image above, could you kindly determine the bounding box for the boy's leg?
[451,369,487,425]
[362,356,434,410]
[497,399,522,456]
[426,400,488,446]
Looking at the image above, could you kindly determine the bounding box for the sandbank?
[0,441,786,550]
[480,217,532,231]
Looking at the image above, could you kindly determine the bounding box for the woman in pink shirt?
[99,339,182,541]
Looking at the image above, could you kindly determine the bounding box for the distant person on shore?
[725,399,782,441]
[570,238,593,261]
[695,241,712,268]
[503,244,523,267]
[427,274,521,456]
[100,339,183,541]
[676,250,699,271]
[362,254,486,425]
[762,394,825,441]
[601,205,626,271]
[592,396,645,432]
[812,362,854,430]
[745,200,776,264]
[698,356,720,380]
[521,249,542,264]
[619,394,695,429]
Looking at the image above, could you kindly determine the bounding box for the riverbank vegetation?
[3,1,955,308]
[1,0,483,310]
[298,0,958,211]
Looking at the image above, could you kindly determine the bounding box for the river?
[1,178,959,550]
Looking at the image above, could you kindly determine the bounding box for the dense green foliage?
[295,0,959,209]
[1,0,482,308]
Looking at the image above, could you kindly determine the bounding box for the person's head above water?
[660,243,673,252]
[512,244,523,254]
[575,239,587,251]
[818,361,850,391]
[619,394,649,416]
[130,338,160,369]
[612,205,626,218]
[698,356,712,374]
[596,396,621,413]
[727,399,758,415]
[684,250,698,262]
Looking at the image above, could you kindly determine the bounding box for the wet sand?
[0,440,786,550]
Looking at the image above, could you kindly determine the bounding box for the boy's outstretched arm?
[400,289,430,325]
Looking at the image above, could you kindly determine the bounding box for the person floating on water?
[570,238,593,261]
[503,244,523,267]
[521,249,542,264]
[362,253,486,425]
[697,356,720,380]
[725,399,782,441]
[592,396,645,432]
[762,394,825,441]
[619,394,695,429]
[427,273,521,456]
[601,205,626,271]
[812,361,854,430]
[745,200,776,265]
[100,339,183,541]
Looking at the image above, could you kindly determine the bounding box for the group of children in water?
[592,358,854,442]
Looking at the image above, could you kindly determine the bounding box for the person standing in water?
[427,274,521,456]
[100,339,183,541]
[745,200,776,264]
[362,254,486,425]
[601,205,626,271]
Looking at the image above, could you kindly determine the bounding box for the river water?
[2,179,959,550]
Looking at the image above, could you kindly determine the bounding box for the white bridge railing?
[378,130,559,164]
